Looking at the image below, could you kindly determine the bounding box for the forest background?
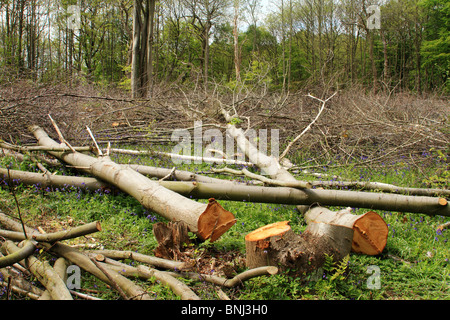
[0,0,448,96]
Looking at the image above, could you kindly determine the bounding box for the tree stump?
[245,221,353,275]
[305,206,389,255]
[153,221,191,260]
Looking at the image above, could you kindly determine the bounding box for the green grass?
[0,148,448,300]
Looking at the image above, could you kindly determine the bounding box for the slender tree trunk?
[369,30,377,92]
[147,0,156,96]
[381,29,389,84]
[203,22,211,92]
[233,0,241,82]
[131,0,142,98]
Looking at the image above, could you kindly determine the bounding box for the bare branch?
[279,92,337,160]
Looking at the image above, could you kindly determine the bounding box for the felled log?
[2,167,449,218]
[29,125,236,241]
[39,257,69,300]
[305,207,389,255]
[245,221,353,274]
[159,181,450,217]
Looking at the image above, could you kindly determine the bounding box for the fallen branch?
[4,240,73,300]
[137,265,200,300]
[437,221,450,233]
[92,249,187,271]
[279,92,337,161]
[0,262,42,298]
[0,142,92,153]
[166,266,279,288]
[90,256,129,300]
[0,239,37,268]
[0,211,153,300]
[213,167,312,189]
[41,242,153,300]
[310,180,450,197]
[0,279,42,300]
[109,147,254,166]
[89,253,200,300]
[0,221,102,243]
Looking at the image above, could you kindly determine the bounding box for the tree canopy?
[0,0,448,94]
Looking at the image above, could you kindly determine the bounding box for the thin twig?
[86,126,103,156]
[279,92,337,161]
[48,114,76,153]
[6,168,28,239]
[158,167,176,182]
[90,257,129,300]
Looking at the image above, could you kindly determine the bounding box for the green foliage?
[1,0,449,92]
[419,0,450,91]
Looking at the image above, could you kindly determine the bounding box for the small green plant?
[312,254,350,298]
[229,117,243,126]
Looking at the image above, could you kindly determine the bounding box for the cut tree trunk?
[29,125,236,242]
[305,206,389,255]
[245,221,353,274]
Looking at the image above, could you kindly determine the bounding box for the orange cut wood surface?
[245,221,291,242]
[197,198,237,242]
[352,211,388,255]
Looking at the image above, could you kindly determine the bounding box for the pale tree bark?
[4,241,73,300]
[3,167,449,216]
[28,125,236,242]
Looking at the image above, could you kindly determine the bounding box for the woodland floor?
[0,80,449,300]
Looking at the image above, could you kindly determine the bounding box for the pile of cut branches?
[0,211,277,300]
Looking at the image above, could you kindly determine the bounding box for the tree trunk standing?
[381,29,389,84]
[146,0,156,97]
[17,0,26,74]
[130,0,156,98]
[203,21,211,93]
[413,5,422,93]
[233,0,241,82]
[369,30,377,93]
[29,126,236,242]
[131,0,142,98]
